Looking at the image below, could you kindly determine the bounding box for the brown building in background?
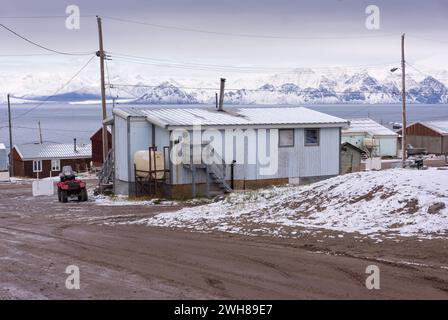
[90,127,112,167]
[12,141,92,179]
[400,121,448,156]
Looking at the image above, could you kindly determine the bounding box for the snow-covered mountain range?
[2,69,448,104]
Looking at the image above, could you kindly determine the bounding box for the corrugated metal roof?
[343,118,398,137]
[113,106,349,128]
[15,143,92,160]
[420,120,448,135]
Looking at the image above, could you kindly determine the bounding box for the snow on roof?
[90,126,112,139]
[0,143,5,150]
[14,143,92,160]
[343,118,398,136]
[420,120,448,135]
[114,106,349,128]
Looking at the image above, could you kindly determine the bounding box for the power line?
[0,15,96,19]
[103,16,397,40]
[408,35,448,45]
[111,52,398,72]
[0,125,94,133]
[112,56,399,75]
[0,22,95,56]
[6,55,96,122]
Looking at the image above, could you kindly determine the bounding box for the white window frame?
[51,159,61,172]
[33,160,42,173]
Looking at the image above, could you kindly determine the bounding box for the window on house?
[279,129,294,147]
[33,160,42,172]
[305,128,319,146]
[51,159,60,171]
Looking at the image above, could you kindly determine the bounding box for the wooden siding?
[12,147,91,178]
[405,123,442,137]
[90,128,112,166]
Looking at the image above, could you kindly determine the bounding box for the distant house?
[342,118,398,157]
[0,143,7,171]
[12,141,92,178]
[400,121,448,156]
[110,106,349,197]
[90,126,112,167]
[341,142,366,174]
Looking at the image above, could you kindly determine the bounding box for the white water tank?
[134,150,165,179]
[364,138,377,148]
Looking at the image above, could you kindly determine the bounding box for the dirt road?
[1,181,447,299]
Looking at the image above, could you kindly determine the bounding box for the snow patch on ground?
[93,194,178,206]
[125,168,448,239]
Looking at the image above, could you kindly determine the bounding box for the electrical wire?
[111,52,398,73]
[0,22,95,56]
[8,55,96,121]
[102,16,397,40]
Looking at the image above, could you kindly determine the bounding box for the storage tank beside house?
[0,143,7,171]
[134,150,165,179]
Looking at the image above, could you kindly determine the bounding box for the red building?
[90,127,112,167]
[12,142,92,178]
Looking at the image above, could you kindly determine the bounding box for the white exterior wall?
[0,147,7,171]
[171,127,340,185]
[298,127,341,178]
[114,115,171,194]
[114,115,342,194]
[114,115,129,182]
[378,136,398,157]
[342,133,397,157]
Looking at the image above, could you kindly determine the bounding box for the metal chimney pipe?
[74,138,77,153]
[218,78,225,111]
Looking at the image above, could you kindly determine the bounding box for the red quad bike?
[57,166,88,203]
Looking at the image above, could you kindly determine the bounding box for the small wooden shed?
[341,142,366,174]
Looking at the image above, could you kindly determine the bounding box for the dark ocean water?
[1,103,448,148]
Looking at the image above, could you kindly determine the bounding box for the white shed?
[342,118,398,157]
[112,106,349,197]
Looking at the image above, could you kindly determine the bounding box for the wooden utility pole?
[401,33,407,167]
[7,94,13,177]
[97,16,108,164]
[38,121,43,144]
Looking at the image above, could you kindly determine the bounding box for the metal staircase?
[182,142,232,197]
[98,149,114,189]
[207,162,232,193]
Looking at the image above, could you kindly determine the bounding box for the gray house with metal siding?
[112,106,349,197]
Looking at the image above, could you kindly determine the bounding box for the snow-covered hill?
[125,168,448,239]
[2,69,448,104]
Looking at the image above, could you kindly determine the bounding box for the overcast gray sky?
[1,0,447,82]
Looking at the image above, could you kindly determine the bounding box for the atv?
[57,166,88,203]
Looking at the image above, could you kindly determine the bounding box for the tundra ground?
[0,180,447,299]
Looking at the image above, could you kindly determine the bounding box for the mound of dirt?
[129,168,448,239]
